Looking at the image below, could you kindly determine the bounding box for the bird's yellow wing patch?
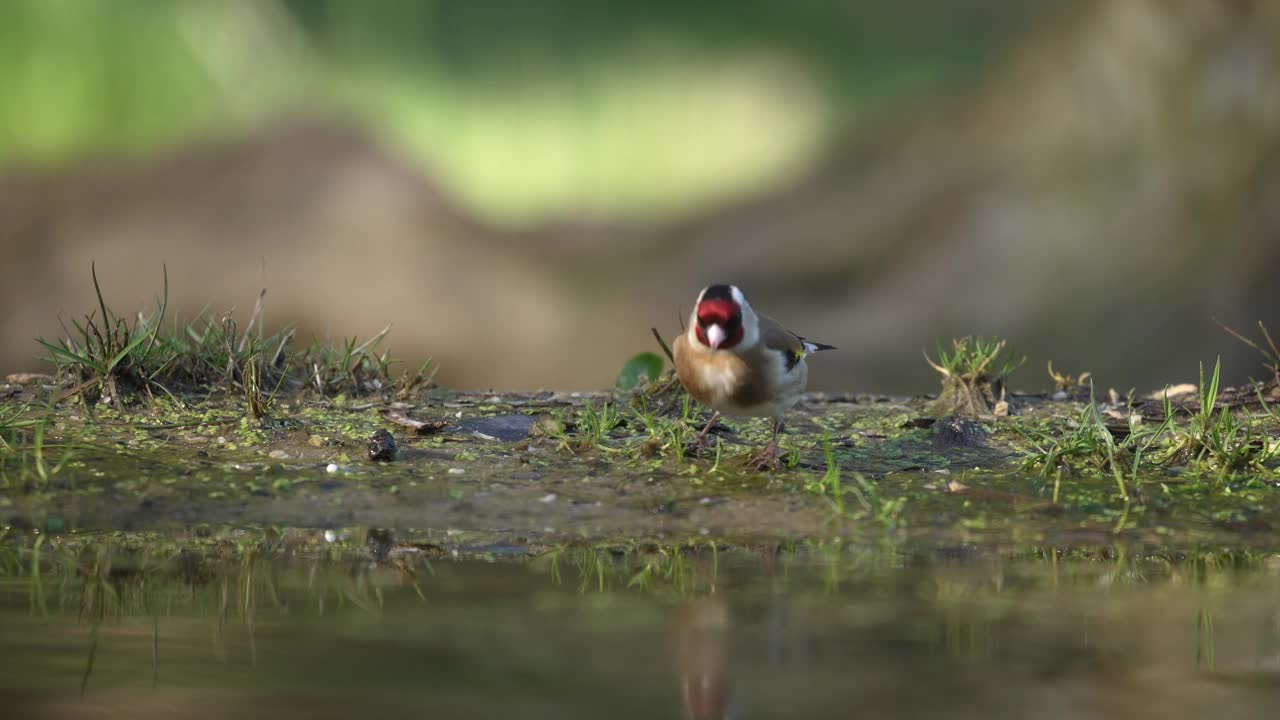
[762,326,806,372]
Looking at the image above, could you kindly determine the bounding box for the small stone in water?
[367,429,398,462]
[326,463,339,473]
[932,415,987,449]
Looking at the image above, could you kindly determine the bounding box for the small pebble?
[540,493,557,503]
[447,467,465,475]
[326,463,339,474]
[268,449,290,460]
[367,429,398,462]
[932,415,987,449]
[324,530,337,543]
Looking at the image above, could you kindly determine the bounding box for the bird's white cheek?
[706,324,726,349]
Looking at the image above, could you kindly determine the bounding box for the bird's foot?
[747,441,780,472]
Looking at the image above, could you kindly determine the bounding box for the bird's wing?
[758,314,833,372]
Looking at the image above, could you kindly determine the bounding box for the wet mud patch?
[2,383,1280,550]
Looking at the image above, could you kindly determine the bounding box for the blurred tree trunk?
[623,0,1280,390]
[4,0,1280,392]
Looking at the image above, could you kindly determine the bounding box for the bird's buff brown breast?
[673,333,771,412]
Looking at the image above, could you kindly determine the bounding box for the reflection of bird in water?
[672,594,733,720]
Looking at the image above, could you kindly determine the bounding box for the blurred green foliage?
[0,0,1052,222]
[615,351,664,391]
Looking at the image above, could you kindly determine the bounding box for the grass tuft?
[1021,358,1280,495]
[34,267,436,414]
[1018,384,1172,500]
[926,336,1024,416]
[1156,358,1280,475]
[805,431,907,528]
[578,401,623,451]
[36,264,171,410]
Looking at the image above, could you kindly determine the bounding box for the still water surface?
[2,538,1279,719]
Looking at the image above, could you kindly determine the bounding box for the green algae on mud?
[3,375,1280,550]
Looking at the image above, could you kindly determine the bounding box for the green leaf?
[36,337,106,373]
[615,352,664,391]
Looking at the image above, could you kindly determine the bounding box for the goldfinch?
[672,284,835,470]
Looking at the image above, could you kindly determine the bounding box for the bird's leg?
[749,417,783,471]
[686,411,721,457]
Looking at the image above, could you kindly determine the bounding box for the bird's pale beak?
[706,323,726,349]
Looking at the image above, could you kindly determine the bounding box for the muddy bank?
[4,380,1280,550]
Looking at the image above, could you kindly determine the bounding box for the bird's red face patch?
[694,298,744,350]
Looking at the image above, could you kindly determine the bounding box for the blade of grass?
[650,327,675,364]
[36,339,107,374]
[141,265,169,358]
